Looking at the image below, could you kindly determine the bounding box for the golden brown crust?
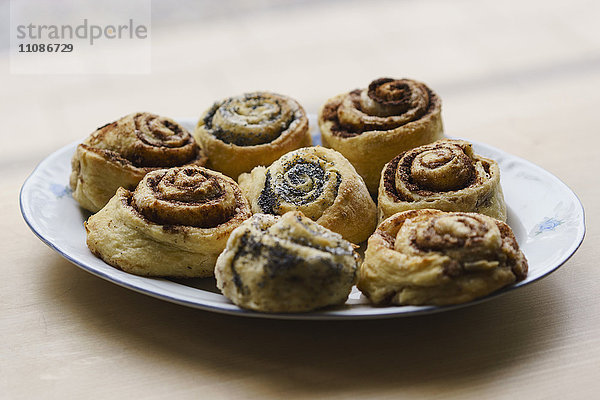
[215,212,359,313]
[194,92,311,180]
[85,166,251,278]
[378,139,506,222]
[70,112,207,213]
[318,78,444,195]
[238,146,377,243]
[358,209,528,306]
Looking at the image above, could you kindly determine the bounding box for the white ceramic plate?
[20,118,585,320]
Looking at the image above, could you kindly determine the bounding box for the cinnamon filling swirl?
[358,209,528,306]
[378,139,506,222]
[87,112,200,168]
[70,112,207,213]
[324,78,440,137]
[392,141,478,198]
[395,212,527,280]
[84,164,251,278]
[131,166,239,228]
[383,140,494,202]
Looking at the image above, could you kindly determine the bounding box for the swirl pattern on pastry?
[379,139,506,222]
[194,92,311,179]
[85,166,251,278]
[319,77,444,195]
[70,112,207,212]
[358,209,528,306]
[215,211,359,313]
[238,146,377,243]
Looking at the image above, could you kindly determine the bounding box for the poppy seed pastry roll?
[70,112,207,213]
[378,139,506,223]
[215,212,359,313]
[85,166,252,278]
[358,209,528,306]
[319,77,444,195]
[238,146,377,243]
[194,92,311,179]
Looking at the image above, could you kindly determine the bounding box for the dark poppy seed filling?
[203,94,296,146]
[230,232,261,292]
[277,215,355,257]
[229,231,308,293]
[257,159,341,214]
[257,172,278,214]
[228,218,354,293]
[202,104,218,130]
[214,211,360,313]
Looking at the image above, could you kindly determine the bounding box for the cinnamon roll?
[85,166,251,278]
[238,146,377,243]
[379,139,506,222]
[358,209,528,306]
[194,92,311,179]
[319,78,444,195]
[70,112,207,213]
[215,211,359,313]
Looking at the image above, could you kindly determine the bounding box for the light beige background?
[2,0,598,398]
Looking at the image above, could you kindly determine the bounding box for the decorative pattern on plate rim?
[49,183,71,198]
[533,217,564,236]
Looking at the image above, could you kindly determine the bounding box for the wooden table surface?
[2,0,599,398]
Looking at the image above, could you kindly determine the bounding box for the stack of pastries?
[74,78,527,313]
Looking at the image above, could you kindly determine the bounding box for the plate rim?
[19,136,586,320]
